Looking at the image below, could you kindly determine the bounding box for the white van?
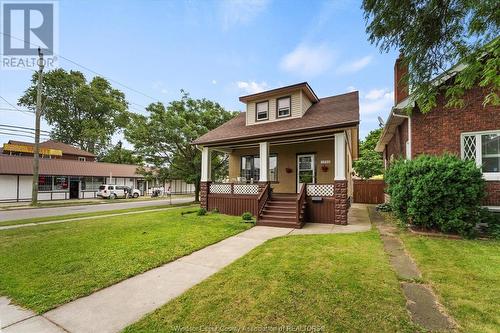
[97,185,140,199]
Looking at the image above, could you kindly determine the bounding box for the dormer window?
[277,96,291,118]
[256,101,269,121]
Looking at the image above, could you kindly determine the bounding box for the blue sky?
[0,0,398,146]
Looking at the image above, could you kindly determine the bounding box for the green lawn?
[402,235,500,333]
[0,202,196,227]
[0,208,250,313]
[125,231,418,333]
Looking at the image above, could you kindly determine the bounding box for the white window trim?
[78,156,86,162]
[256,101,269,121]
[461,130,500,181]
[277,96,291,118]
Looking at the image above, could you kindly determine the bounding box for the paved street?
[0,197,195,223]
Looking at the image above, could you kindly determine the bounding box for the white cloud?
[337,55,372,74]
[359,88,393,116]
[236,81,268,94]
[220,0,270,29]
[365,88,387,100]
[346,86,356,92]
[280,43,335,77]
[152,81,168,95]
[212,80,217,85]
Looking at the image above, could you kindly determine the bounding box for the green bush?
[479,208,500,239]
[241,212,253,221]
[385,154,485,237]
[197,208,207,216]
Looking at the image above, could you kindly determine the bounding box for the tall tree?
[363,0,499,112]
[98,141,143,165]
[18,69,129,154]
[353,128,384,179]
[125,92,236,202]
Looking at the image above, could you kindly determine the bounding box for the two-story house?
[192,82,360,227]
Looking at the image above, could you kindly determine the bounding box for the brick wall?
[385,118,408,165]
[410,86,500,205]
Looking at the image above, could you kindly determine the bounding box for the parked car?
[97,185,141,199]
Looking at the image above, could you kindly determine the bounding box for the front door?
[69,180,79,199]
[297,154,315,193]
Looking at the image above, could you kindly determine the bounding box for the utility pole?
[31,48,44,206]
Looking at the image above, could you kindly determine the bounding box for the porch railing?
[209,183,259,195]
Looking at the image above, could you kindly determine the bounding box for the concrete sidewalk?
[0,197,194,223]
[1,204,373,333]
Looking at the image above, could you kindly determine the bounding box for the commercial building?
[0,140,194,202]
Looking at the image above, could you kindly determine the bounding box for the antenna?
[377,116,385,127]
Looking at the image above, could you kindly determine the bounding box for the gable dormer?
[239,82,319,126]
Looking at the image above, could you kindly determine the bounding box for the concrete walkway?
[369,207,455,331]
[1,204,372,333]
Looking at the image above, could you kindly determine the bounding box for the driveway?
[0,197,195,223]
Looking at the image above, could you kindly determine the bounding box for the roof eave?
[192,120,359,147]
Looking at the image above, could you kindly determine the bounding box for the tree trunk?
[194,179,200,203]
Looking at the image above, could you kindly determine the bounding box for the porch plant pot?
[285,167,293,173]
[321,165,329,172]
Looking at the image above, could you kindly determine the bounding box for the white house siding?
[0,175,17,200]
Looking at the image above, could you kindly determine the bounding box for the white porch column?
[259,142,269,182]
[334,132,346,180]
[200,147,211,182]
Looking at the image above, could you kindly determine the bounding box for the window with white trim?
[78,156,86,161]
[277,96,291,118]
[461,131,500,180]
[256,101,269,121]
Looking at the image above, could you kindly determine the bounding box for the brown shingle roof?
[193,91,359,146]
[0,155,141,177]
[7,140,96,157]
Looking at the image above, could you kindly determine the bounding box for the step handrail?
[296,183,307,224]
[257,183,271,221]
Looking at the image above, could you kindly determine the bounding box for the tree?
[363,0,499,113]
[353,128,384,179]
[98,141,143,165]
[18,69,129,154]
[124,92,236,202]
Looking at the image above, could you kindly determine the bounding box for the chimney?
[394,55,409,105]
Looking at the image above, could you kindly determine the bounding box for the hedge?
[385,154,485,237]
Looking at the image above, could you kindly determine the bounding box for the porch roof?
[193,91,359,146]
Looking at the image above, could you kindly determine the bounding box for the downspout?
[392,111,411,160]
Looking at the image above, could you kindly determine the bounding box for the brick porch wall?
[334,180,348,225]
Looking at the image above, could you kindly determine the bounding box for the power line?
[0,96,35,116]
[0,127,50,137]
[0,131,50,140]
[1,32,162,104]
[0,124,50,134]
[0,107,35,114]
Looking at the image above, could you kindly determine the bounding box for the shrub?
[385,154,485,237]
[197,208,207,216]
[376,202,392,212]
[241,212,253,221]
[479,208,500,239]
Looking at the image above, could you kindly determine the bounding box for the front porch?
[199,132,353,227]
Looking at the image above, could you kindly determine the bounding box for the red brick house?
[375,57,500,207]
